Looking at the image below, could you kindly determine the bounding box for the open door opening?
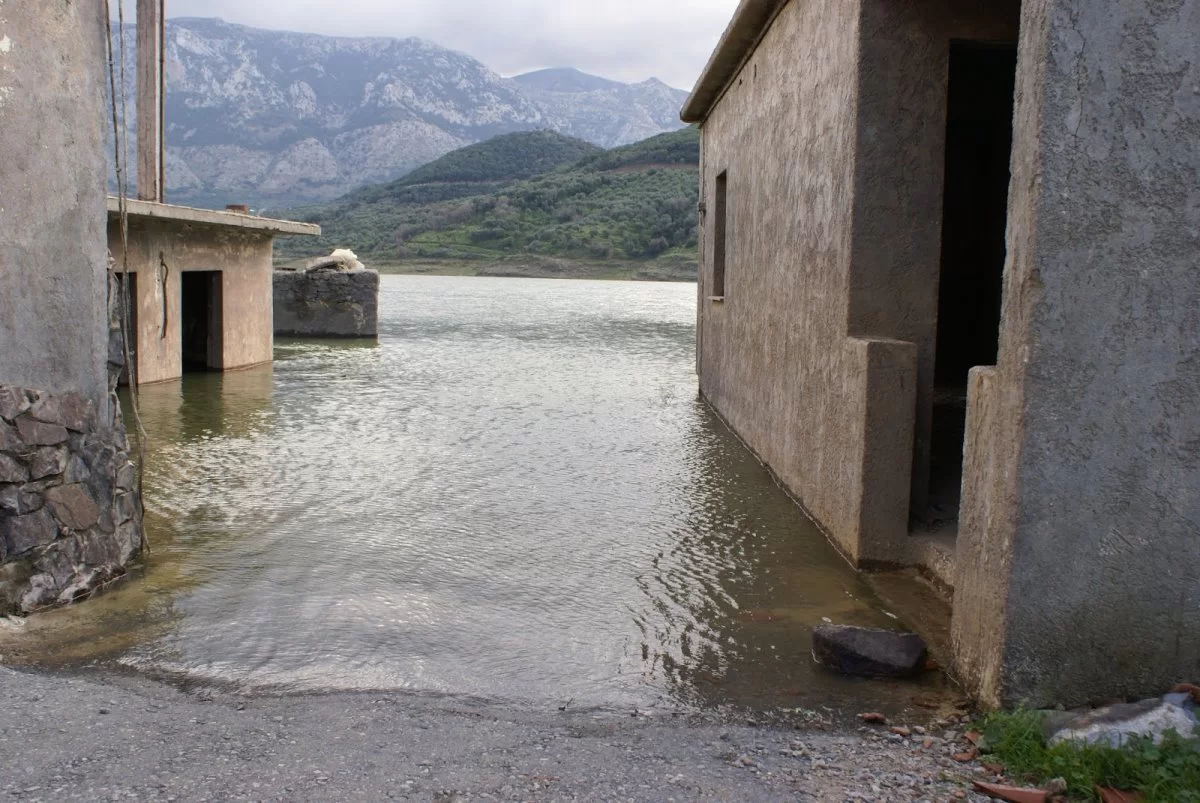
[181,271,223,372]
[923,43,1017,531]
[116,273,138,387]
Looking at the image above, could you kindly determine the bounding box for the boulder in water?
[811,624,928,678]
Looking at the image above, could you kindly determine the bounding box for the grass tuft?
[979,709,1200,801]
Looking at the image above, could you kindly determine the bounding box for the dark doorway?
[181,271,223,372]
[924,43,1017,529]
[116,273,138,386]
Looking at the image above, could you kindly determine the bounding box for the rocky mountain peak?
[110,18,688,210]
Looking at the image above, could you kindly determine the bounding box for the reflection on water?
[2,276,946,715]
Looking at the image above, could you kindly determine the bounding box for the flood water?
[3,276,947,717]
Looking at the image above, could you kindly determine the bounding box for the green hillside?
[277,128,700,281]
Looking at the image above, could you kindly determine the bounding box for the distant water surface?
[4,276,944,715]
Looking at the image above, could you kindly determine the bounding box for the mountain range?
[275,128,700,282]
[110,19,689,209]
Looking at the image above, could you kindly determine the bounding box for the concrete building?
[109,200,317,385]
[110,0,318,386]
[0,4,144,612]
[684,0,1200,707]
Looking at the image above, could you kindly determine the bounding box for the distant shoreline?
[275,255,698,283]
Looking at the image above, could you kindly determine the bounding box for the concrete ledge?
[107,198,320,237]
[845,336,919,565]
[902,533,958,593]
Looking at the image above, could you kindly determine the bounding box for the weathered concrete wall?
[0,3,111,416]
[697,0,865,559]
[108,219,276,384]
[274,270,380,338]
[697,0,1018,565]
[953,0,1200,707]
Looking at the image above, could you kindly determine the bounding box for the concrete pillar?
[953,0,1200,707]
[0,2,111,416]
[0,5,145,615]
[137,0,164,202]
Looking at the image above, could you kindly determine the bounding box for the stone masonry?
[0,383,142,614]
[274,268,380,338]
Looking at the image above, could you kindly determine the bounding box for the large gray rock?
[0,453,28,484]
[811,625,928,678]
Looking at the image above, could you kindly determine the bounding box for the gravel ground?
[0,667,998,802]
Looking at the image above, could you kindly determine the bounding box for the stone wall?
[0,383,142,615]
[274,270,380,338]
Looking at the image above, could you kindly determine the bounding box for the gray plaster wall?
[0,3,111,420]
[953,0,1200,707]
[274,270,380,338]
[696,0,866,560]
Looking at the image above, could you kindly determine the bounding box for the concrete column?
[137,0,164,202]
[953,0,1200,707]
[0,3,111,416]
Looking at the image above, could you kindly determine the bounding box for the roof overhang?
[106,197,321,237]
[680,0,790,124]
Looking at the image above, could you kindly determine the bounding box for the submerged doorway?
[115,273,138,387]
[923,43,1017,530]
[181,271,223,372]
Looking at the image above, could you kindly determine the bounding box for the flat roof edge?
[680,0,789,124]
[106,197,321,237]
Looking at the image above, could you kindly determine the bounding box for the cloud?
[144,0,738,90]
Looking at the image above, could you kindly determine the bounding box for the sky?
[139,0,742,91]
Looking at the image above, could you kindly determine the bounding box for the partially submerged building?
[1,2,317,612]
[109,0,318,385]
[684,0,1199,707]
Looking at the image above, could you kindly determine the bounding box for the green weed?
[978,709,1200,801]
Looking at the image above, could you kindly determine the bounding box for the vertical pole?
[136,0,164,202]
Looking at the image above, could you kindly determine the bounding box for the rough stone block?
[114,489,139,524]
[0,454,29,484]
[45,483,101,531]
[0,484,44,516]
[812,624,928,678]
[0,386,30,422]
[29,446,69,480]
[65,454,91,484]
[0,421,20,450]
[14,415,69,446]
[30,392,95,432]
[1,508,59,558]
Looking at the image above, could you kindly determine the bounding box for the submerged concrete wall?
[0,5,144,611]
[274,270,380,338]
[953,0,1200,707]
[696,0,865,562]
